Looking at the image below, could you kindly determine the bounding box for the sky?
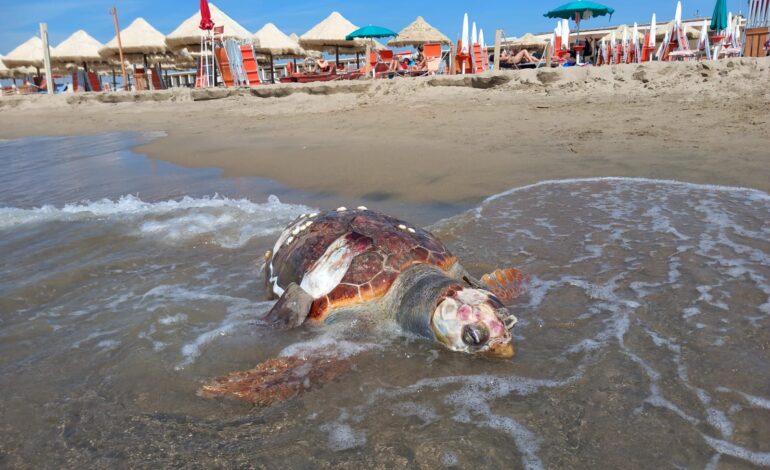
[2,0,749,55]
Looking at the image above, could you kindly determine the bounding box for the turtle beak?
[483,339,515,359]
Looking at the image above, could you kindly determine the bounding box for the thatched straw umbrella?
[100,18,167,90]
[0,55,9,78]
[654,21,700,39]
[3,36,45,74]
[52,30,107,77]
[509,33,547,50]
[0,56,34,85]
[299,11,368,66]
[165,3,251,51]
[253,23,303,84]
[388,16,450,47]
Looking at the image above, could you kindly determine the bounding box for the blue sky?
[2,0,748,54]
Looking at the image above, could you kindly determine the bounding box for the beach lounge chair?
[87,71,102,92]
[133,67,147,91]
[214,47,234,87]
[424,43,443,75]
[240,44,261,86]
[150,65,165,90]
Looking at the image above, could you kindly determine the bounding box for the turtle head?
[431,286,517,358]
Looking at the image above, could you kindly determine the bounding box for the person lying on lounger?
[315,59,332,73]
[501,48,539,65]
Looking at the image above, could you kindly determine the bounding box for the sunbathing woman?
[315,58,332,73]
[502,48,539,65]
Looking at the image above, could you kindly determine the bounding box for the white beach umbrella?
[561,19,570,48]
[388,16,450,47]
[675,1,682,27]
[166,3,252,50]
[649,14,657,47]
[471,22,478,45]
[2,36,45,69]
[479,28,486,68]
[461,13,469,53]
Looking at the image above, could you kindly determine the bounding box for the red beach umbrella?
[199,0,215,30]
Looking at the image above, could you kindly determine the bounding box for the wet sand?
[1,58,769,204]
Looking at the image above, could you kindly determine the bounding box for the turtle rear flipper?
[261,283,314,328]
[199,355,353,406]
[480,268,528,304]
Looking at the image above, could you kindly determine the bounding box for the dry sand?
[1,58,769,205]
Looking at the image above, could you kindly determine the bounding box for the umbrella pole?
[336,46,340,67]
[270,53,275,84]
[575,14,582,64]
[112,68,116,91]
[143,54,151,90]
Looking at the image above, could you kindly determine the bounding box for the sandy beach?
[2,58,769,205]
[2,57,770,468]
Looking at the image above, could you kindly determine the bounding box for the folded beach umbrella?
[166,3,251,50]
[2,36,45,69]
[388,16,450,47]
[710,0,728,31]
[545,1,615,46]
[199,0,214,31]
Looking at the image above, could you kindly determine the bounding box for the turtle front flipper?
[479,268,529,305]
[261,283,314,328]
[198,355,353,406]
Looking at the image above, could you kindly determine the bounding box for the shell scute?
[268,209,458,320]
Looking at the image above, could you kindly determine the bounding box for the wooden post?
[364,43,371,78]
[493,29,503,71]
[449,42,456,75]
[39,23,54,94]
[545,43,552,68]
[111,7,128,91]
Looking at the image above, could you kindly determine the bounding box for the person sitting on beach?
[412,45,428,71]
[315,58,332,73]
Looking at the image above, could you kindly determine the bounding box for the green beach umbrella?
[544,1,615,21]
[710,0,728,31]
[345,26,397,78]
[545,1,614,52]
[345,25,397,40]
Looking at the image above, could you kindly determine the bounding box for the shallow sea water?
[0,133,769,468]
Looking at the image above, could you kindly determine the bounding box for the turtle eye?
[462,322,490,347]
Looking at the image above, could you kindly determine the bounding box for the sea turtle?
[201,207,526,405]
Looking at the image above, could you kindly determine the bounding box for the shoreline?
[1,58,769,205]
